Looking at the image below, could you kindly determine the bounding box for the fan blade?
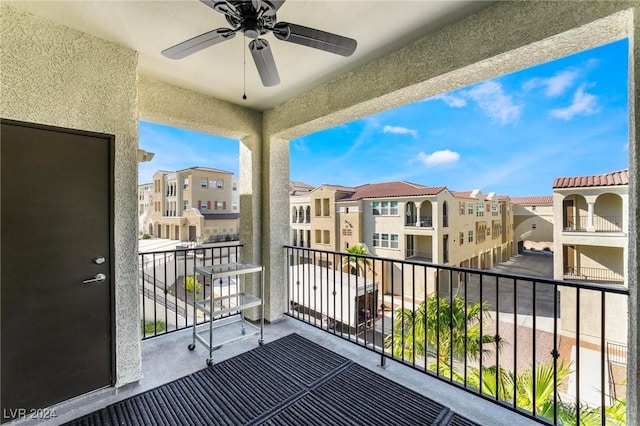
[249,39,280,87]
[273,22,356,57]
[162,28,236,59]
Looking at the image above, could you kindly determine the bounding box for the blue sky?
[140,38,629,197]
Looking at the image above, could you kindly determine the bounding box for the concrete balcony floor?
[12,318,538,426]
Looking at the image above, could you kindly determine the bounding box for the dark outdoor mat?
[65,333,476,426]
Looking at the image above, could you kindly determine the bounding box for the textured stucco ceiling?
[7,0,493,111]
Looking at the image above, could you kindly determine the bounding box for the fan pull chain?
[242,39,247,100]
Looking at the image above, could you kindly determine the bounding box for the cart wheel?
[258,339,264,346]
[206,359,214,367]
[188,343,196,351]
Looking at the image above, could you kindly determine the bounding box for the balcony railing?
[284,245,629,426]
[139,243,241,339]
[564,266,624,285]
[405,249,433,263]
[563,215,623,232]
[406,215,433,227]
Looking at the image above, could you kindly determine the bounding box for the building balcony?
[564,266,625,285]
[405,215,434,228]
[405,249,433,263]
[563,215,623,233]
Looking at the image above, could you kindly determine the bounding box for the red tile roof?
[553,169,629,189]
[510,196,553,205]
[339,181,445,201]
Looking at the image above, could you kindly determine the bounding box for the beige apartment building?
[291,181,514,298]
[552,169,629,343]
[140,166,239,242]
[512,196,554,251]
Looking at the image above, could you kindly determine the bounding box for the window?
[323,230,330,244]
[315,199,322,216]
[468,230,474,243]
[217,180,224,189]
[381,233,389,248]
[468,204,473,215]
[183,178,189,189]
[215,201,224,210]
[200,179,207,188]
[315,230,322,243]
[476,203,484,217]
[373,233,398,248]
[373,201,396,215]
[183,200,188,210]
[390,201,398,215]
[380,201,389,215]
[232,203,238,212]
[459,202,465,215]
[460,232,464,245]
[232,182,238,191]
[322,198,330,216]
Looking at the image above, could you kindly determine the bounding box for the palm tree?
[385,294,501,364]
[342,244,371,277]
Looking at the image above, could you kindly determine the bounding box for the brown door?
[1,120,114,418]
[563,199,575,230]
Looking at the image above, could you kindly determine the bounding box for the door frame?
[1,118,117,388]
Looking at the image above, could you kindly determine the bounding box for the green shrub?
[141,233,151,239]
[185,276,202,293]
[142,320,166,334]
[543,246,551,252]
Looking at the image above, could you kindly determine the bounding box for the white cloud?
[465,81,521,125]
[549,85,599,120]
[523,69,579,97]
[432,93,467,108]
[416,149,460,167]
[382,125,418,138]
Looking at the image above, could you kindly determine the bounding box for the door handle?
[83,273,106,284]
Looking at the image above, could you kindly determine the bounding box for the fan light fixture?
[162,0,357,89]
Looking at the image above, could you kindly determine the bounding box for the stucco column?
[586,200,596,232]
[627,7,639,425]
[239,134,262,318]
[261,134,290,322]
[416,205,421,226]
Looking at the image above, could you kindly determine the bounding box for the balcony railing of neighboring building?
[284,245,629,426]
[564,266,625,285]
[139,243,241,339]
[405,216,433,228]
[405,249,433,263]
[563,215,623,233]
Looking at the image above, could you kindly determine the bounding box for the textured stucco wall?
[0,5,142,385]
[627,6,639,424]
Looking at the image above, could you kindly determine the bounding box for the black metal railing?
[564,215,623,232]
[139,243,242,339]
[406,215,433,227]
[284,245,629,426]
[564,266,624,284]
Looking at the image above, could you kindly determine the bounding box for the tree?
[342,244,371,277]
[385,294,501,364]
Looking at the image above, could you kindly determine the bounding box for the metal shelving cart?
[188,262,264,366]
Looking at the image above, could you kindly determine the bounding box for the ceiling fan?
[162,0,357,87]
